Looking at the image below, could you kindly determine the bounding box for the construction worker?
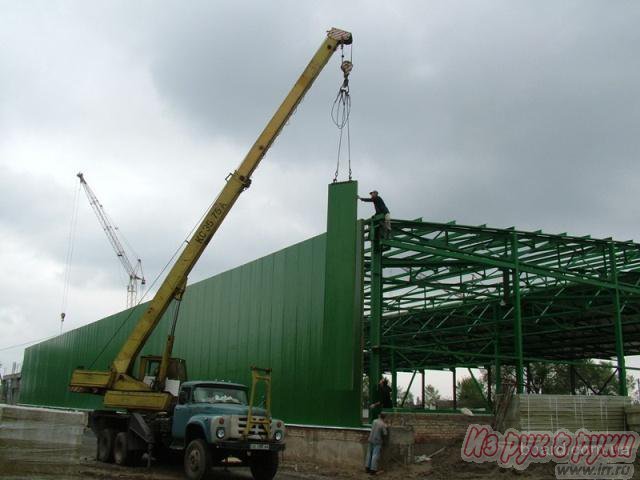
[370,377,393,410]
[365,412,388,475]
[358,190,391,235]
[369,377,393,426]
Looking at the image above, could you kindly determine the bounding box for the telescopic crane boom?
[77,173,146,308]
[70,28,353,412]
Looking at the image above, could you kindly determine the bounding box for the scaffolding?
[363,217,640,405]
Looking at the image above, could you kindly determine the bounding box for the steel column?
[494,305,502,396]
[511,233,524,394]
[452,368,457,410]
[570,364,576,395]
[369,218,383,416]
[609,243,628,396]
[391,344,397,407]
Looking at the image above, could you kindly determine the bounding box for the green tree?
[531,360,634,395]
[396,386,415,407]
[483,361,634,396]
[457,377,487,408]
[423,384,441,408]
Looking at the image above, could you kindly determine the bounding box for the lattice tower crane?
[77,172,146,308]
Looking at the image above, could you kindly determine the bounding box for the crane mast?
[70,28,353,412]
[77,173,146,308]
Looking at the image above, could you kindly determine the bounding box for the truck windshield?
[192,386,248,405]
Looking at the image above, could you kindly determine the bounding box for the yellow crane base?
[104,390,173,411]
[69,369,173,411]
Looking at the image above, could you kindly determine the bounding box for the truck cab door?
[171,386,192,442]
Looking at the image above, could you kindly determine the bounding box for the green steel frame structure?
[21,185,640,426]
[364,217,640,403]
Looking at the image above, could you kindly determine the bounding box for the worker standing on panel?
[359,190,391,235]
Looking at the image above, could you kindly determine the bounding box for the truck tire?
[184,438,212,480]
[97,427,116,463]
[114,431,142,466]
[249,451,279,480]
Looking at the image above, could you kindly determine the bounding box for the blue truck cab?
[173,381,285,480]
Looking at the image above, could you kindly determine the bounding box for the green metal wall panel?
[21,185,363,427]
[321,181,362,425]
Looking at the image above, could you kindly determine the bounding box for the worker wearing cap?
[358,190,391,235]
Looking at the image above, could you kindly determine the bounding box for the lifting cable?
[60,180,81,334]
[332,44,353,182]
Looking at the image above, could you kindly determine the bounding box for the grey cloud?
[0,166,72,244]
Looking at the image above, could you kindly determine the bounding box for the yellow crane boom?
[69,28,353,411]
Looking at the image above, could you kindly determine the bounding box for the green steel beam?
[609,242,628,396]
[400,370,417,407]
[362,218,640,396]
[468,368,490,409]
[381,238,640,296]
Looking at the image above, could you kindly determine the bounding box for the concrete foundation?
[284,423,418,469]
[1,405,475,471]
[285,412,489,469]
[284,425,369,469]
[0,404,87,446]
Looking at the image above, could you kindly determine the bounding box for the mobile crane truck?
[68,28,353,480]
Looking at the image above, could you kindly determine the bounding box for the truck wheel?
[184,438,212,480]
[114,431,136,466]
[129,449,144,466]
[97,427,116,463]
[249,451,279,480]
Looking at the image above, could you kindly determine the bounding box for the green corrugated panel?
[21,204,363,427]
[321,181,362,426]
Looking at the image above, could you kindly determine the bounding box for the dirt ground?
[3,433,640,480]
[0,432,298,480]
[282,443,640,480]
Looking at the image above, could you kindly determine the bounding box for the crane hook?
[341,60,353,78]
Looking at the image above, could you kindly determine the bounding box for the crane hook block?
[341,60,353,78]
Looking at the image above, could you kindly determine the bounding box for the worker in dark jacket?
[370,377,393,410]
[358,190,391,234]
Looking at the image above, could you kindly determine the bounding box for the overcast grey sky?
[1,1,640,398]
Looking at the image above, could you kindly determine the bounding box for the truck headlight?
[274,430,283,442]
[216,427,226,439]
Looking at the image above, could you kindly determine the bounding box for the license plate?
[250,443,270,450]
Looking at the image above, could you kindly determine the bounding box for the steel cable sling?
[332,44,354,182]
